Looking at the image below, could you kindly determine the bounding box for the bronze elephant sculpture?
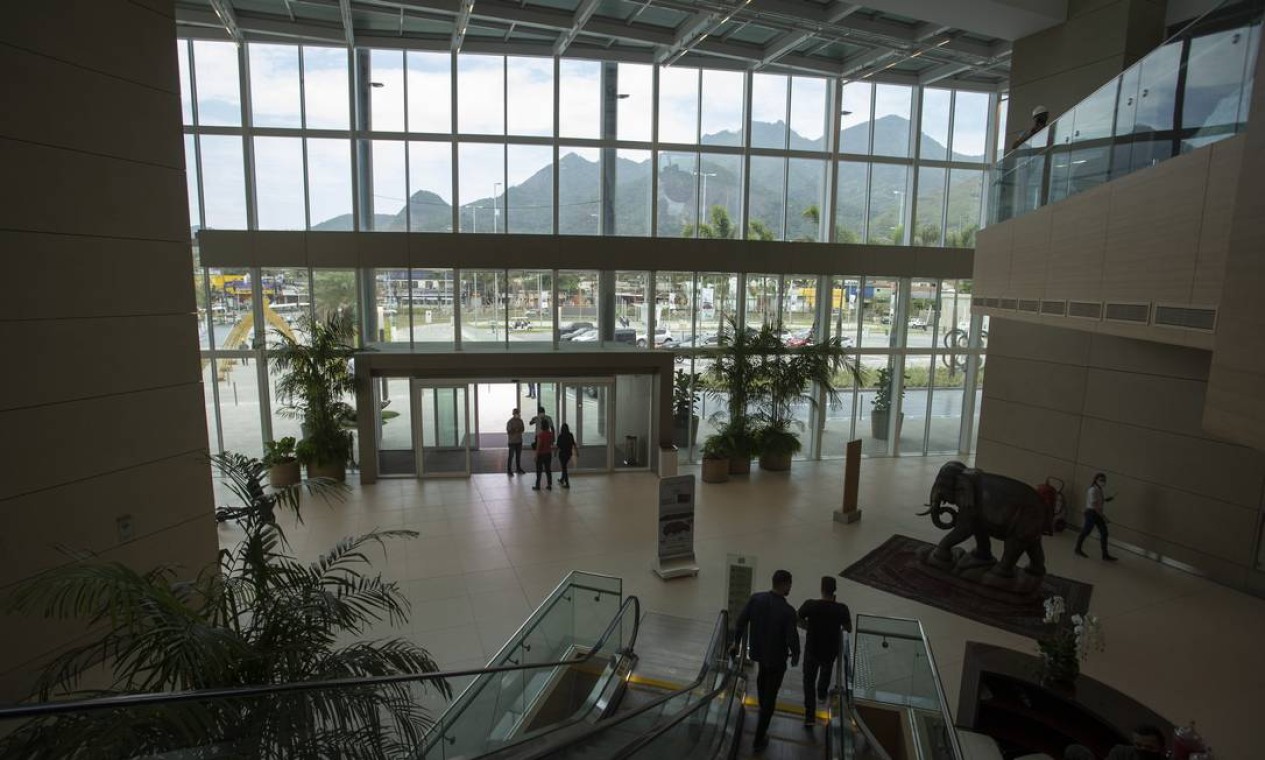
[918,461,1047,578]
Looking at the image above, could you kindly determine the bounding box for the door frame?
[559,378,616,472]
[412,379,472,478]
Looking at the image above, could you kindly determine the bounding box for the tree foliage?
[1,454,447,759]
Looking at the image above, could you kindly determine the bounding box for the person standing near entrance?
[529,405,553,438]
[556,423,576,489]
[731,569,799,753]
[532,419,555,491]
[797,576,851,728]
[1076,472,1119,562]
[505,409,526,476]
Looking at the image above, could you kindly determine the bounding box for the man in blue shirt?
[731,569,800,752]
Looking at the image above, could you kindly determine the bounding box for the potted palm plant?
[1,453,448,758]
[870,363,907,440]
[271,310,358,482]
[673,370,702,450]
[700,433,732,484]
[707,317,775,475]
[263,436,300,487]
[752,328,854,472]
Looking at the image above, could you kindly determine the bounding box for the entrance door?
[414,381,470,477]
[560,382,613,471]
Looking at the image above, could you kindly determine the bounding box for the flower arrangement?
[1037,595,1105,686]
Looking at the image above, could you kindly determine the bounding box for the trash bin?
[624,435,639,467]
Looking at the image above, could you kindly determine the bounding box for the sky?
[181,39,995,235]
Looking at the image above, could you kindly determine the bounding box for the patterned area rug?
[840,534,1093,640]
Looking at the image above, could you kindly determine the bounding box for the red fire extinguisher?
[1036,477,1067,535]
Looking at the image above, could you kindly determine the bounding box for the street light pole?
[693,170,717,231]
[493,182,502,233]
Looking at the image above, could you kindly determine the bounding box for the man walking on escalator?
[798,576,851,728]
[731,569,800,752]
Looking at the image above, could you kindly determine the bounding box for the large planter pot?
[759,452,793,471]
[701,457,730,483]
[268,460,301,487]
[306,460,346,482]
[871,410,904,440]
[728,457,751,475]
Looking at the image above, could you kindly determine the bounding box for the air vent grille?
[1153,305,1217,331]
[1104,302,1150,323]
[1041,300,1067,316]
[979,297,997,308]
[1067,301,1102,320]
[1018,299,1040,312]
[998,298,1017,310]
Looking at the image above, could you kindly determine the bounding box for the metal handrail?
[481,610,733,760]
[0,592,641,722]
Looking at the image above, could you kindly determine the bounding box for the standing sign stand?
[653,475,699,580]
[723,553,757,642]
[833,439,863,524]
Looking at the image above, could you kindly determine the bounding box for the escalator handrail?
[0,593,642,721]
[605,624,747,760]
[478,609,733,760]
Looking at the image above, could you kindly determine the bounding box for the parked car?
[909,317,929,330]
[635,325,674,347]
[569,328,599,342]
[559,321,596,340]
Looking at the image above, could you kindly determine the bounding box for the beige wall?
[0,0,216,698]
[973,134,1242,350]
[976,318,1265,593]
[1205,27,1265,454]
[1008,0,1166,143]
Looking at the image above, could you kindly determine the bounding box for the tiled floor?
[219,457,1265,758]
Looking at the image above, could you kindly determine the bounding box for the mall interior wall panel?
[978,351,1089,415]
[977,318,1265,592]
[1102,147,1212,304]
[249,230,309,268]
[358,232,410,268]
[1206,31,1265,455]
[0,316,201,411]
[1191,137,1244,306]
[306,231,360,268]
[1006,204,1054,298]
[1,0,215,700]
[971,222,1014,298]
[0,232,194,321]
[976,395,1086,461]
[0,44,182,170]
[1007,0,1164,134]
[1045,187,1110,301]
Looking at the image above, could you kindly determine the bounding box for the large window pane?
[697,153,742,239]
[408,141,453,232]
[313,269,359,329]
[460,270,506,344]
[695,272,737,345]
[914,167,946,246]
[658,151,698,237]
[560,60,600,139]
[260,267,310,349]
[409,268,456,345]
[658,67,699,144]
[790,76,828,151]
[868,164,908,245]
[369,49,405,132]
[254,137,306,230]
[1182,27,1252,149]
[614,149,652,236]
[508,56,555,137]
[840,82,872,154]
[835,161,866,243]
[372,269,409,344]
[782,277,817,337]
[560,147,600,235]
[614,271,650,345]
[249,44,302,128]
[745,274,779,328]
[748,156,786,240]
[371,140,407,229]
[458,55,505,135]
[952,91,990,161]
[700,69,744,146]
[213,362,264,458]
[508,270,553,343]
[209,267,253,350]
[907,279,938,350]
[408,52,452,133]
[751,74,788,149]
[618,64,653,141]
[303,47,349,129]
[458,143,504,232]
[193,40,241,127]
[873,84,912,158]
[655,272,692,349]
[828,276,861,348]
[200,135,247,229]
[860,277,898,349]
[946,169,983,248]
[178,41,193,125]
[787,158,826,242]
[900,355,932,455]
[919,88,951,161]
[507,144,552,234]
[558,271,599,339]
[307,139,352,230]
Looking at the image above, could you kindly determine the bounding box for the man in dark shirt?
[797,576,852,728]
[731,569,800,752]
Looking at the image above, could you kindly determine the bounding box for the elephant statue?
[918,461,1048,579]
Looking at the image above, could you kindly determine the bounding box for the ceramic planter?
[728,456,751,475]
[759,452,793,471]
[701,457,730,483]
[268,460,301,487]
[306,461,346,482]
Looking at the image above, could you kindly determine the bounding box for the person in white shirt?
[1075,472,1118,562]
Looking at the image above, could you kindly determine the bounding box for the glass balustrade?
[992,0,1263,224]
